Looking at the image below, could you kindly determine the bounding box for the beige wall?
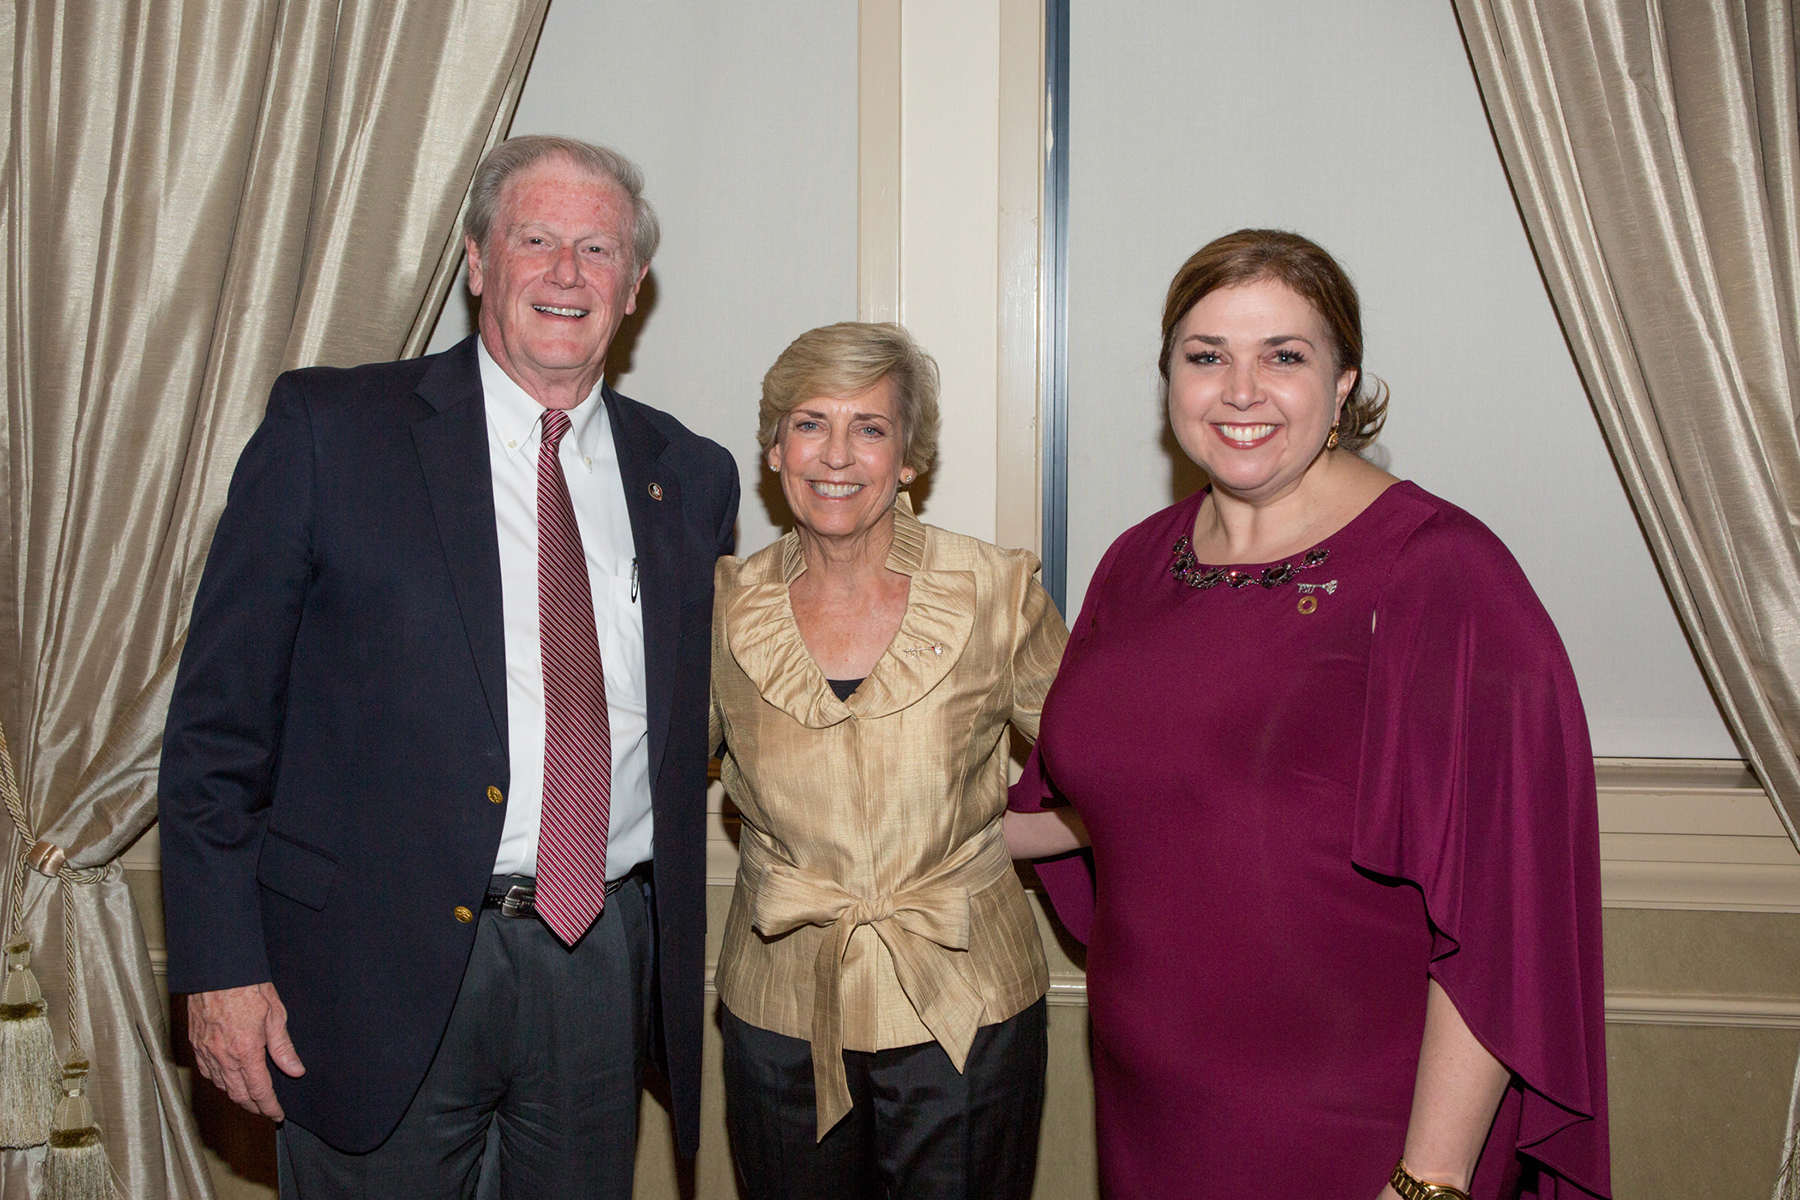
[141,765,1800,1199]
[1603,909,1800,1199]
[425,0,860,560]
[144,2,1800,1199]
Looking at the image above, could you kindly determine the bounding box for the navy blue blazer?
[158,335,738,1154]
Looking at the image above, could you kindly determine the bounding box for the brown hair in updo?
[1158,229,1388,454]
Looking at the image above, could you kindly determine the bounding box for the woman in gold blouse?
[711,322,1067,1200]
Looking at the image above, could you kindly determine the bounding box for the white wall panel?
[428,0,860,560]
[1062,0,1735,757]
[892,0,1003,543]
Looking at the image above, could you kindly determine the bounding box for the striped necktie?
[534,408,611,945]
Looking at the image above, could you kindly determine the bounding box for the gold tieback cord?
[0,722,116,1198]
[0,723,58,1151]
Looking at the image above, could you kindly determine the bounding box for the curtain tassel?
[0,939,59,1147]
[45,1059,109,1200]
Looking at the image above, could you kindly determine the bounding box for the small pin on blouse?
[649,482,664,500]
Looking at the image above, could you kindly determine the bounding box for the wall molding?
[701,759,1800,912]
[1595,758,1800,912]
[1028,976,1800,1029]
[138,758,1800,1030]
[131,933,1800,1031]
[681,759,1800,1033]
[992,0,1044,556]
[856,0,902,323]
[1603,991,1800,1030]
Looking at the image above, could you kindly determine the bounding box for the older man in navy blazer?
[159,136,738,1197]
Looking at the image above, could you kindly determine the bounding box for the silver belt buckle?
[499,884,534,918]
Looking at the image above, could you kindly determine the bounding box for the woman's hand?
[1003,807,1088,859]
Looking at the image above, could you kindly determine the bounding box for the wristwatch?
[1390,1159,1472,1200]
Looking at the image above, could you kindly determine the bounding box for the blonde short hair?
[758,322,941,474]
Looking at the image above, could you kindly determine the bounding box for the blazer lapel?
[605,386,677,788]
[411,336,509,754]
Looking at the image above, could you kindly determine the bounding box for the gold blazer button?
[486,786,504,804]
[453,906,474,924]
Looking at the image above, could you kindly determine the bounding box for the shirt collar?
[478,337,609,472]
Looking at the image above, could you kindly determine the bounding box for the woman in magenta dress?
[1006,230,1610,1200]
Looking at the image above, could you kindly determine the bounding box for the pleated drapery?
[1452,1,1800,1193]
[0,1,549,1195]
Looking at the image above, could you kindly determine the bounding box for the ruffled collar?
[725,496,975,728]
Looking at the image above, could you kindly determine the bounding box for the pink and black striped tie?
[535,409,611,945]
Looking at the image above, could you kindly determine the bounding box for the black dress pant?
[277,874,653,1200]
[721,997,1048,1200]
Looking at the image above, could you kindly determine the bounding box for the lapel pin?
[648,482,664,501]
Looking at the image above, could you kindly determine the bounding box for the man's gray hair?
[463,135,661,269]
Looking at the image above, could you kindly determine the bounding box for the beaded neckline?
[1169,537,1331,591]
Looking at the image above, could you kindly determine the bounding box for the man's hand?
[187,982,305,1120]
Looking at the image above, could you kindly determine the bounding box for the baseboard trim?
[1601,860,1800,913]
[1602,991,1800,1029]
[1037,979,1800,1028]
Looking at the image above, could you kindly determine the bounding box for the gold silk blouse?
[710,498,1068,1137]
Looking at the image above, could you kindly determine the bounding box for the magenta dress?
[1014,482,1610,1199]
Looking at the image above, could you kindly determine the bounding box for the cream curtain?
[0,1,549,1196]
[1452,0,1800,1193]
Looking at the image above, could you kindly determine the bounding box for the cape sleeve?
[1353,511,1610,1200]
[1007,532,1134,946]
[1008,745,1095,943]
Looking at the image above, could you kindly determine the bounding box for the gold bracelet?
[1389,1159,1472,1200]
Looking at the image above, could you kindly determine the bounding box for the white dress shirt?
[480,340,652,880]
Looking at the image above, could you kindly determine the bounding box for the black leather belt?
[483,864,647,919]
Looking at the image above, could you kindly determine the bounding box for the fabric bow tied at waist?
[741,827,1012,1139]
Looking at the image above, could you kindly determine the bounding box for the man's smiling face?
[466,154,647,409]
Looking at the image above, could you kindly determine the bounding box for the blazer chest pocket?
[257,830,339,912]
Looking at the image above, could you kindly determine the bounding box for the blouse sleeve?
[1007,554,1070,743]
[1353,513,1610,1199]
